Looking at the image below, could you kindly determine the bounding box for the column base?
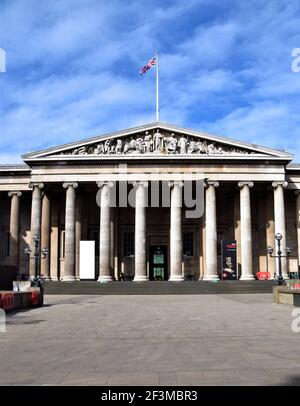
[169,275,184,281]
[239,274,255,281]
[202,275,220,281]
[50,277,59,281]
[133,275,149,282]
[98,275,114,283]
[61,275,77,282]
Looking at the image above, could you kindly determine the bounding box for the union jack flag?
[139,56,156,75]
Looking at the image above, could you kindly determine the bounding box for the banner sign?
[221,240,237,280]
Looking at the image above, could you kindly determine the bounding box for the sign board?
[79,241,95,280]
[221,240,237,280]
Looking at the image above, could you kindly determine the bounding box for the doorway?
[149,245,168,281]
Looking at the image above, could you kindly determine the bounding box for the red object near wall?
[31,291,40,306]
[0,292,14,310]
[256,271,271,280]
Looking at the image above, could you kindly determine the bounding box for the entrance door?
[149,245,168,281]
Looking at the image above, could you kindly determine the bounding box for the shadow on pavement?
[280,375,300,386]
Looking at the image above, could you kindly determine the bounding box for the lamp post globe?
[24,233,48,287]
[267,233,292,286]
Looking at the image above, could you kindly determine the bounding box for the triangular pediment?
[22,122,293,162]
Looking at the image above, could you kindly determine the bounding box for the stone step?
[44,280,275,295]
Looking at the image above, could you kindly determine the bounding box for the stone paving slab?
[1,294,300,386]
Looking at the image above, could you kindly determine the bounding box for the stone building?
[0,122,300,282]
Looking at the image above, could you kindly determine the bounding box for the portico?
[1,122,300,283]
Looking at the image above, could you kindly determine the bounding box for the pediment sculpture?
[59,130,255,156]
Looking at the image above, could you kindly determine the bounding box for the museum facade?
[1,121,300,282]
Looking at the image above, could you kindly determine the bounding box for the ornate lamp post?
[24,233,49,287]
[267,232,292,285]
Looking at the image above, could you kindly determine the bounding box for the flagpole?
[156,51,159,122]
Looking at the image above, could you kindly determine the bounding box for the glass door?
[149,245,168,280]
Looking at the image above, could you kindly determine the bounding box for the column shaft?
[134,182,148,281]
[50,197,59,281]
[273,182,288,278]
[8,192,21,267]
[239,182,254,280]
[75,193,82,280]
[234,191,242,278]
[98,183,113,282]
[41,193,50,279]
[203,182,219,281]
[266,191,276,278]
[63,183,77,281]
[169,182,183,281]
[29,183,43,276]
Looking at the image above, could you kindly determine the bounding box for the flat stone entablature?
[26,163,287,184]
[0,121,300,282]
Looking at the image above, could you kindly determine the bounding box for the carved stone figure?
[153,131,163,152]
[188,141,196,154]
[165,135,177,153]
[123,138,137,154]
[144,132,152,153]
[207,143,223,155]
[94,143,103,155]
[72,146,87,155]
[103,140,111,154]
[136,138,145,154]
[115,139,123,154]
[179,136,187,154]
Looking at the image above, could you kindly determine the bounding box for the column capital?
[205,180,219,188]
[132,180,148,188]
[168,180,184,188]
[29,182,44,190]
[272,181,288,189]
[238,181,254,188]
[8,191,22,197]
[63,182,78,189]
[97,181,114,189]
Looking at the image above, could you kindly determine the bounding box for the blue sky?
[1,0,300,163]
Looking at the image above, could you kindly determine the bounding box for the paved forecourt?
[1,294,300,386]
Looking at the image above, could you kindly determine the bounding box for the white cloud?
[202,101,300,154]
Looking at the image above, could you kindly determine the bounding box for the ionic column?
[98,182,113,282]
[203,181,219,281]
[8,191,22,267]
[50,197,59,281]
[169,181,184,281]
[75,193,82,280]
[41,193,51,279]
[62,182,78,281]
[265,191,276,279]
[29,183,44,276]
[238,182,254,280]
[296,190,300,273]
[134,181,148,281]
[272,182,288,278]
[233,191,241,278]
